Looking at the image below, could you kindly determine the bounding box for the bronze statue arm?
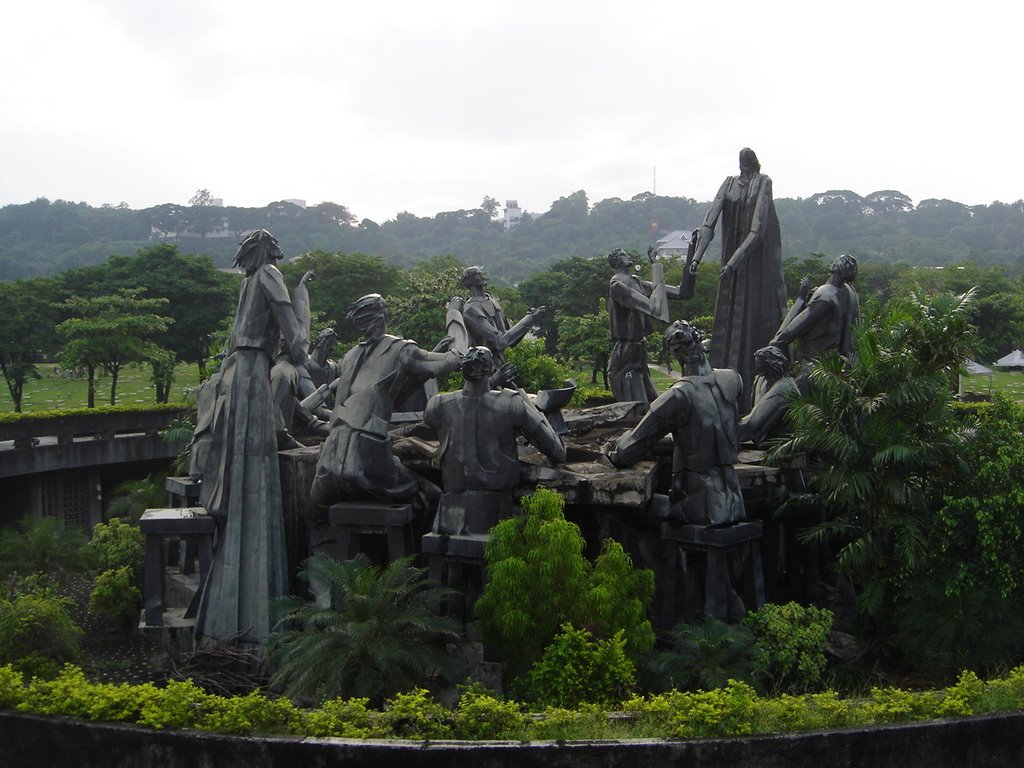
[260,266,308,365]
[518,396,567,463]
[772,295,830,347]
[691,179,728,270]
[608,385,689,467]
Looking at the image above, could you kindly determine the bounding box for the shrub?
[743,602,833,693]
[453,685,527,741]
[476,488,654,679]
[504,337,571,392]
[306,697,375,738]
[0,593,82,678]
[266,553,462,706]
[88,517,145,579]
[0,517,92,580]
[88,567,142,631]
[522,625,635,708]
[375,687,452,740]
[644,614,763,693]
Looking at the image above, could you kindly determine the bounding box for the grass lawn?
[0,362,203,413]
[960,369,1024,401]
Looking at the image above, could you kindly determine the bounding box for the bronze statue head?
[607,248,632,270]
[739,148,761,175]
[460,265,487,289]
[665,320,705,365]
[830,254,858,283]
[346,294,388,336]
[232,229,283,274]
[753,345,789,379]
[461,346,495,381]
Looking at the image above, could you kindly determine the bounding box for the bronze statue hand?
[490,361,518,389]
[300,270,316,285]
[447,296,465,313]
[688,260,700,276]
[799,276,811,303]
[433,335,456,353]
[720,261,735,279]
[529,305,547,320]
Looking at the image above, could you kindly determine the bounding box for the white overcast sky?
[1,0,1020,222]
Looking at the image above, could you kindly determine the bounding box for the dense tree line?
[2,188,1022,283]
[2,231,1023,412]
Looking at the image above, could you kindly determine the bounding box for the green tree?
[555,298,610,386]
[58,289,172,407]
[0,277,62,411]
[385,255,465,347]
[475,488,655,679]
[311,201,357,226]
[279,250,403,344]
[267,553,462,706]
[188,189,214,207]
[770,291,976,635]
[64,244,236,378]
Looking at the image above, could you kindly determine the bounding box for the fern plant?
[266,553,462,706]
[643,614,763,693]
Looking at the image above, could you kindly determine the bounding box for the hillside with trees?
[1,189,1022,283]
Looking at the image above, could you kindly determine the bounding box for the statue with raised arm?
[608,320,744,526]
[607,247,671,405]
[309,293,462,508]
[738,345,798,446]
[193,229,308,643]
[771,254,859,389]
[458,265,544,362]
[424,346,566,535]
[689,148,787,412]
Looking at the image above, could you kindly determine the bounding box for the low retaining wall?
[1,709,1022,768]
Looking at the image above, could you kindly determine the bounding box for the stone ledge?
[1,709,1023,768]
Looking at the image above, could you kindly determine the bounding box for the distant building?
[503,200,522,230]
[281,199,307,209]
[654,229,698,259]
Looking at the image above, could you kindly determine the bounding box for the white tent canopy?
[994,349,1024,367]
[964,360,993,375]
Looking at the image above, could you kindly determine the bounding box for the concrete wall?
[1,710,1023,768]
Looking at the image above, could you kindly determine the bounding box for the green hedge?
[3,664,1024,741]
[0,403,189,425]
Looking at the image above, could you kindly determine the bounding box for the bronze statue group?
[189,149,859,644]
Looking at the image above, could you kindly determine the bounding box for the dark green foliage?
[0,517,93,580]
[279,250,404,345]
[103,476,166,527]
[743,602,833,693]
[503,337,571,392]
[385,255,465,348]
[770,291,976,626]
[644,615,763,693]
[266,553,462,705]
[895,574,1024,674]
[0,593,83,678]
[935,396,1024,598]
[88,567,141,632]
[452,683,528,740]
[0,277,62,412]
[523,624,636,708]
[475,488,655,679]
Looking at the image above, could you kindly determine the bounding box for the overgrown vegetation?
[475,488,654,684]
[266,553,463,706]
[4,663,1024,741]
